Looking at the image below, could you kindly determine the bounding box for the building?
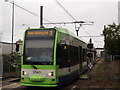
[0,34,3,76]
[96,48,104,58]
[118,1,120,23]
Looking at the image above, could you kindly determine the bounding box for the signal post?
[87,39,94,80]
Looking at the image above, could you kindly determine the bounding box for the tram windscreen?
[23,29,56,65]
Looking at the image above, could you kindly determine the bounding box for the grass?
[95,59,109,72]
[93,58,120,88]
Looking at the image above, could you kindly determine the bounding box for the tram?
[21,28,88,87]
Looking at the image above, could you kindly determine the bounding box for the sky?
[0,0,119,48]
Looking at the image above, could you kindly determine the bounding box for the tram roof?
[56,28,86,44]
[26,27,86,44]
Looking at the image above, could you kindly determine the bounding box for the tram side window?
[83,49,87,62]
[56,44,68,68]
[69,46,79,66]
[79,46,82,62]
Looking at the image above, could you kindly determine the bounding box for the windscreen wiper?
[49,60,53,65]
[32,65,38,69]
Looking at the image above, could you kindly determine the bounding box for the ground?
[1,58,120,89]
[78,58,120,88]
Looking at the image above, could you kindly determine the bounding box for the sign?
[87,52,94,58]
[28,31,53,35]
[87,43,93,49]
[27,30,54,36]
[26,29,55,38]
[88,63,93,69]
[33,70,41,74]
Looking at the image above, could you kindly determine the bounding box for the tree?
[103,23,120,55]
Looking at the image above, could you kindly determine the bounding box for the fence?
[105,54,120,80]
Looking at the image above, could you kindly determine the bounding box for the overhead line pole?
[40,6,43,28]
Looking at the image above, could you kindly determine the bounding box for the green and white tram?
[21,28,88,87]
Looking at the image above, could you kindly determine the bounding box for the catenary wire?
[8,1,57,25]
[55,0,77,21]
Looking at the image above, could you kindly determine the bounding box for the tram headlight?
[47,72,54,76]
[22,71,28,75]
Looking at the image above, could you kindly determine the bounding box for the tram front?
[21,28,58,87]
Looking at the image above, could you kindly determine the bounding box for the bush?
[9,52,21,71]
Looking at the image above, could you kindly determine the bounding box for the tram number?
[33,70,41,74]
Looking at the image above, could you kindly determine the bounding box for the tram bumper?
[29,75,45,82]
[21,65,58,87]
[21,77,57,87]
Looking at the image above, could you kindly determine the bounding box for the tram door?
[79,46,83,73]
[61,44,71,79]
[67,45,71,73]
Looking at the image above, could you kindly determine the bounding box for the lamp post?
[22,24,30,29]
[11,1,14,53]
[5,0,14,53]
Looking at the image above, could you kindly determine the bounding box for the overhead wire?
[55,0,103,47]
[55,0,77,21]
[8,1,57,25]
[8,0,92,36]
[80,26,104,45]
[81,26,91,37]
[6,0,103,47]
[55,0,94,37]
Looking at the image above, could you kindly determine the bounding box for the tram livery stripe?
[58,64,80,77]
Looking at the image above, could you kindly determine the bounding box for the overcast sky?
[0,0,119,48]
